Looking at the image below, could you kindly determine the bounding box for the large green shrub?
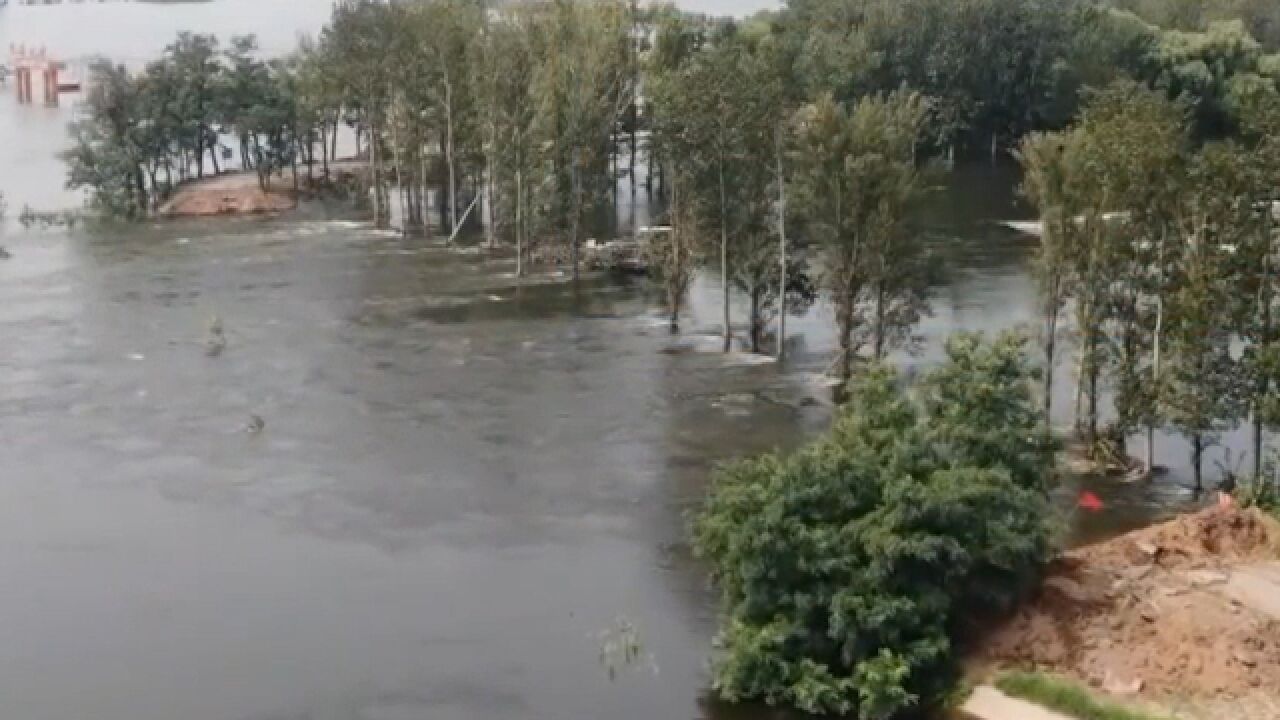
[694,332,1055,718]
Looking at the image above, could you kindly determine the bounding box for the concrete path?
[962,685,1075,720]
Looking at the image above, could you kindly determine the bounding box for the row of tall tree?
[1021,83,1280,488]
[63,0,1280,387]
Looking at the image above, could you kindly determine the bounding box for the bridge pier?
[9,44,68,107]
[14,66,31,103]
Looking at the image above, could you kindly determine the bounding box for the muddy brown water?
[0,2,1230,720]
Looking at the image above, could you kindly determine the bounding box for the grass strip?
[994,671,1173,720]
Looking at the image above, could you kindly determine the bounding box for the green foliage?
[996,671,1175,720]
[62,31,318,216]
[782,0,1090,156]
[62,60,153,218]
[694,333,1054,718]
[791,90,935,378]
[1108,0,1280,51]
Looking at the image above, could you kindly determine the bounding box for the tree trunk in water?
[1192,434,1204,491]
[645,138,653,196]
[445,78,458,238]
[609,133,618,214]
[872,282,887,362]
[570,151,582,283]
[837,298,855,389]
[776,131,788,361]
[390,112,406,236]
[320,125,330,179]
[419,148,430,233]
[305,132,314,183]
[719,159,730,353]
[629,115,637,197]
[146,167,158,211]
[1044,304,1058,429]
[1087,360,1100,449]
[749,288,762,354]
[669,179,682,334]
[516,169,525,278]
[134,169,148,218]
[370,122,384,228]
[1254,415,1264,482]
[485,161,496,249]
[1254,219,1272,480]
[1149,295,1163,475]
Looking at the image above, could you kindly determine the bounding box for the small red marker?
[1078,491,1104,512]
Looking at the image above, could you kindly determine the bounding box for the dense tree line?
[1021,84,1280,489]
[64,0,1280,367]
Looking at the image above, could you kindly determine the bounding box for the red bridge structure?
[9,44,80,107]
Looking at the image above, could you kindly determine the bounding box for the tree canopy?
[694,333,1054,718]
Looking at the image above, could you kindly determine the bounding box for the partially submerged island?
[156,161,366,218]
[157,169,296,217]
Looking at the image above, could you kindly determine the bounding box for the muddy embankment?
[970,505,1280,719]
[158,162,365,218]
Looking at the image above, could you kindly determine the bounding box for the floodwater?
[0,2,1227,720]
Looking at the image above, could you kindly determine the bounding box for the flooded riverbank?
[0,199,1207,720]
[0,1,1230,719]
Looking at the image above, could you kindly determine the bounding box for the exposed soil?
[158,172,297,217]
[157,162,365,218]
[971,507,1280,718]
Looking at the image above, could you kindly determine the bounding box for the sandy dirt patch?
[972,507,1280,718]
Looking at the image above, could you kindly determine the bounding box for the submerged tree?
[653,25,773,351]
[1080,82,1188,466]
[534,0,634,279]
[1232,95,1280,480]
[644,179,702,332]
[792,91,933,383]
[1018,128,1087,428]
[63,61,152,218]
[1163,145,1251,489]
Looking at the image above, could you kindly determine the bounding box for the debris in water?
[1078,491,1104,511]
[245,414,265,435]
[205,315,226,357]
[0,246,11,260]
[597,616,657,681]
[127,353,145,361]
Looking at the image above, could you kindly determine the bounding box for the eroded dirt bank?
[972,506,1280,719]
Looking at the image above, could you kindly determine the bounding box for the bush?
[693,332,1055,718]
